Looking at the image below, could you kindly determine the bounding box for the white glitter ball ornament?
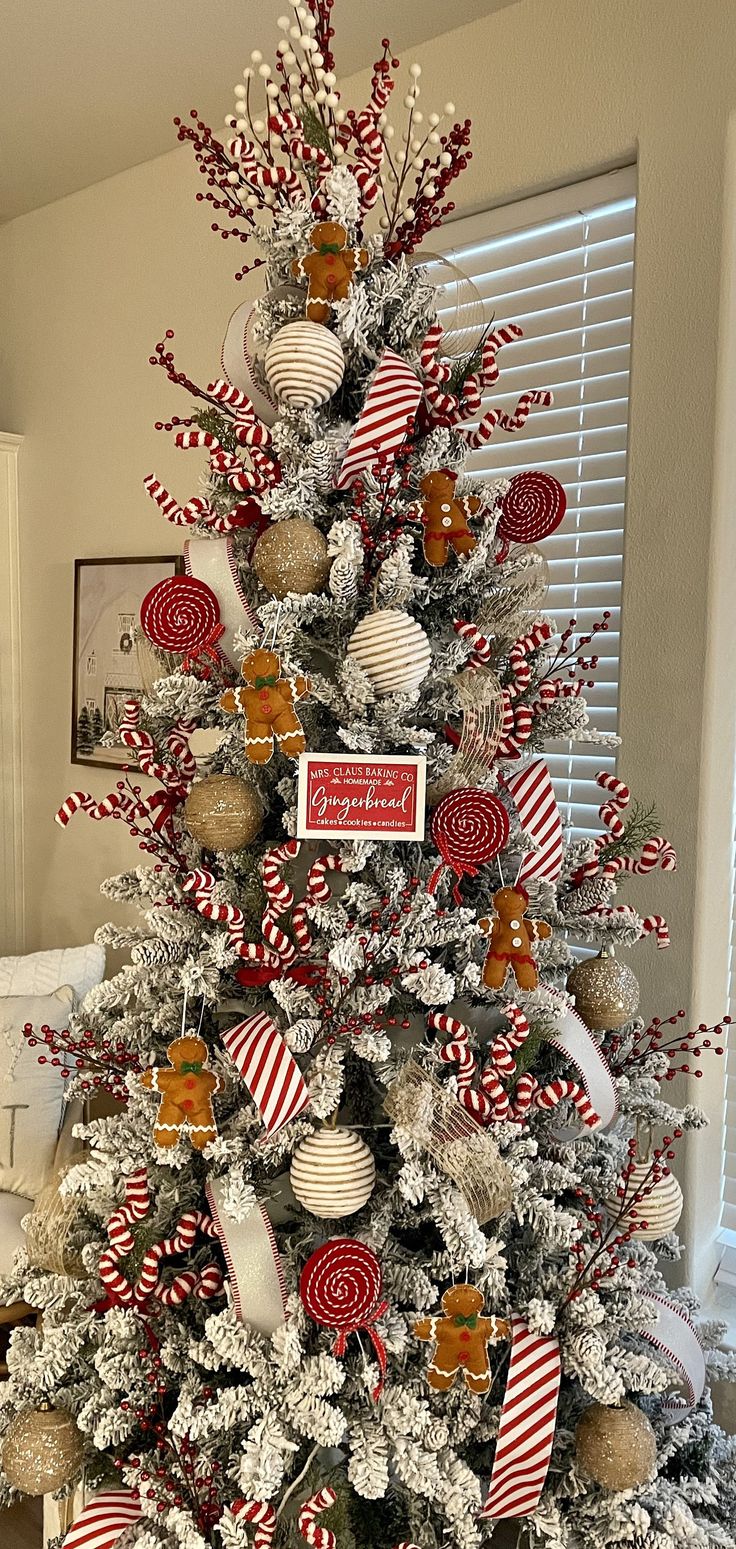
[265,321,345,408]
[290,1127,376,1218]
[603,1160,684,1240]
[347,609,431,695]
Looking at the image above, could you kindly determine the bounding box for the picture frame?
[71,555,181,769]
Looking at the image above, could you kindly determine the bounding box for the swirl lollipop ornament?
[299,1237,388,1398]
[496,471,566,561]
[428,787,510,903]
[140,573,224,666]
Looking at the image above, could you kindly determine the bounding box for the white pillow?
[0,987,74,1199]
[0,943,105,1006]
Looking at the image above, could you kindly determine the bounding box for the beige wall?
[2,0,736,1300]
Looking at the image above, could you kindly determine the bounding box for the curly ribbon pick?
[478,1314,561,1520]
[98,1169,223,1310]
[430,1002,616,1138]
[183,842,341,976]
[298,1488,338,1549]
[231,1500,277,1549]
[566,772,676,947]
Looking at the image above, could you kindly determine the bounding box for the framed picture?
[71,556,181,768]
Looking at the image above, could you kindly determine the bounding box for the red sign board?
[297,753,426,841]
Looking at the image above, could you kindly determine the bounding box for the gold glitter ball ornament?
[290,1127,376,1218]
[566,949,639,1031]
[184,774,262,852]
[603,1159,684,1240]
[253,518,331,600]
[2,1403,84,1495]
[575,1400,657,1491]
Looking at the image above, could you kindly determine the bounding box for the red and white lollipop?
[497,471,566,560]
[429,787,510,902]
[300,1237,387,1398]
[140,574,222,659]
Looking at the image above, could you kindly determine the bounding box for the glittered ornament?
[184,774,262,852]
[252,518,331,600]
[604,1159,684,1240]
[265,321,345,408]
[575,1401,657,1491]
[2,1403,84,1495]
[567,949,640,1031]
[347,609,431,695]
[290,1127,376,1218]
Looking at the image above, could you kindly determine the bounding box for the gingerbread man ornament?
[140,1035,220,1151]
[220,647,309,765]
[479,885,552,992]
[414,1283,510,1395]
[418,468,482,568]
[292,220,369,325]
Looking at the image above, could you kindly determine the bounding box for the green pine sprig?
[299,106,335,163]
[596,800,661,865]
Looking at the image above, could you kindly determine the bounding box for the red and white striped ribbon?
[298,1487,337,1549]
[206,1180,288,1336]
[478,1315,561,1520]
[334,350,422,489]
[504,759,563,883]
[221,1011,311,1136]
[62,1490,142,1549]
[232,1500,277,1549]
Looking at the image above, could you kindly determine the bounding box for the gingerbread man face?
[418,467,481,568]
[241,647,281,687]
[140,1034,220,1152]
[310,219,348,253]
[440,1283,484,1320]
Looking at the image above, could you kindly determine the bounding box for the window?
[433,167,637,839]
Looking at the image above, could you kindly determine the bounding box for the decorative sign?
[297,753,426,841]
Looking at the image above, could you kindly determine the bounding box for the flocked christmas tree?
[3,5,736,1547]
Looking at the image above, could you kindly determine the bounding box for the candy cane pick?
[298,1488,337,1549]
[232,1500,277,1549]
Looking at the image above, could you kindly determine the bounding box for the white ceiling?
[0,0,518,223]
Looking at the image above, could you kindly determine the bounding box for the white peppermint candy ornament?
[265,321,345,408]
[347,609,431,695]
[290,1127,376,1218]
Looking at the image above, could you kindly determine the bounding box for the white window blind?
[434,167,637,838]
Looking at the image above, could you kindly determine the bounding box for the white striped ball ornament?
[604,1160,684,1240]
[264,321,345,409]
[290,1127,376,1218]
[347,609,431,695]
